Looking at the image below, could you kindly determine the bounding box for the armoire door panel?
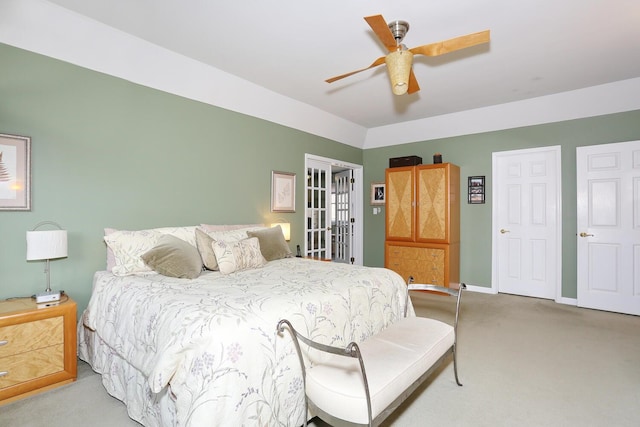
[386,167,414,241]
[416,167,447,241]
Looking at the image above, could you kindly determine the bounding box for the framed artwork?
[371,182,386,205]
[468,176,485,204]
[271,171,296,212]
[0,133,31,211]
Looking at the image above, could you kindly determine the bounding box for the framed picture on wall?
[271,171,296,212]
[468,176,485,204]
[0,133,31,211]
[371,182,385,205]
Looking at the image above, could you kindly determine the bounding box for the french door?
[306,159,332,260]
[333,169,353,264]
[304,154,363,264]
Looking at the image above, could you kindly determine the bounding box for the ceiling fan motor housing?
[388,20,410,44]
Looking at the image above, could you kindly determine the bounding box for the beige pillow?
[213,237,266,275]
[195,228,218,270]
[104,226,197,275]
[199,223,264,232]
[247,225,292,261]
[141,235,202,279]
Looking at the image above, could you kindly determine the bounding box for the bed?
[77,225,412,426]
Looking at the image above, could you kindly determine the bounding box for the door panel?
[385,167,414,241]
[576,140,640,315]
[493,146,561,299]
[416,166,447,241]
[306,160,331,259]
[334,170,353,264]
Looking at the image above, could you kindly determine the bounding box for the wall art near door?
[0,133,31,211]
[468,176,485,204]
[371,182,385,205]
[271,171,296,212]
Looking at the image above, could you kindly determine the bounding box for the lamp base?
[35,290,61,304]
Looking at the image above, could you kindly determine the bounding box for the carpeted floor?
[1,291,639,426]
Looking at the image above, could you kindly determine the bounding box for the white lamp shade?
[26,230,68,260]
[270,222,291,241]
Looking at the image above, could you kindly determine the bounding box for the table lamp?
[26,221,67,303]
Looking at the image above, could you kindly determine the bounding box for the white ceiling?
[4,1,640,147]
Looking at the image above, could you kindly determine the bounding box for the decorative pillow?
[105,227,118,271]
[195,228,218,270]
[213,237,267,275]
[141,235,202,279]
[201,226,267,243]
[247,225,292,261]
[104,226,197,276]
[199,223,264,233]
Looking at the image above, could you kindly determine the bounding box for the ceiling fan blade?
[325,56,386,84]
[364,14,398,52]
[407,69,420,94]
[409,30,490,57]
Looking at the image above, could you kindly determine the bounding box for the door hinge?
[350,218,355,223]
[350,177,355,184]
[350,257,355,264]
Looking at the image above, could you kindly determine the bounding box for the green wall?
[2,43,640,313]
[0,43,361,312]
[363,111,640,298]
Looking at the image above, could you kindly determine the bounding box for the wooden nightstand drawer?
[0,317,63,358]
[0,296,77,405]
[0,344,64,388]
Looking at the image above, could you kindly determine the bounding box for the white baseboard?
[557,297,577,306]
[463,284,497,294]
[463,284,578,306]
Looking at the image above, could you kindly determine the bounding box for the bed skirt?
[78,322,178,426]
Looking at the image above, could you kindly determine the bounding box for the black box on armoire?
[389,155,422,168]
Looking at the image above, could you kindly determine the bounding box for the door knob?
[500,229,510,234]
[579,232,594,237]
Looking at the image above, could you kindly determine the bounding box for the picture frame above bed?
[0,133,31,211]
[271,171,296,212]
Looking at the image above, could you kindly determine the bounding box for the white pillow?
[104,226,197,276]
[202,226,266,243]
[199,223,264,233]
[213,237,267,275]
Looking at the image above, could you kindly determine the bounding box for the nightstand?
[0,295,77,405]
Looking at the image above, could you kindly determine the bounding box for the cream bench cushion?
[305,316,454,425]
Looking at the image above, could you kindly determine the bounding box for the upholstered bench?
[277,281,465,427]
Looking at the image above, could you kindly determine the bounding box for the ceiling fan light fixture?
[385,49,413,95]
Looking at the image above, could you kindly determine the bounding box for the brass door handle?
[579,232,594,237]
[500,229,510,234]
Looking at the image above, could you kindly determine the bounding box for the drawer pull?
[0,371,8,378]
[0,340,8,346]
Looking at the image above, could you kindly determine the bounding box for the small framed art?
[371,182,385,205]
[0,133,31,211]
[468,176,485,204]
[271,171,296,212]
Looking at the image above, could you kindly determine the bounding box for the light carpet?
[1,291,638,426]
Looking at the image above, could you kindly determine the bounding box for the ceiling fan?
[326,14,490,95]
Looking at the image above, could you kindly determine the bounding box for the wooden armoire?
[384,163,460,287]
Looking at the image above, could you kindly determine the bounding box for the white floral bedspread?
[80,258,411,426]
